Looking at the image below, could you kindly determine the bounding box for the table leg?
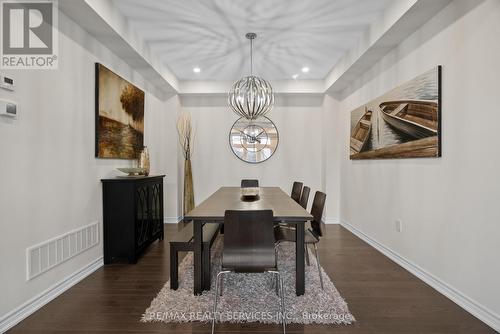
[193,220,203,295]
[295,221,305,296]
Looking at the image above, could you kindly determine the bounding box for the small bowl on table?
[241,187,260,201]
[116,167,147,177]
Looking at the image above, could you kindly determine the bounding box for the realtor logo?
[1,0,58,69]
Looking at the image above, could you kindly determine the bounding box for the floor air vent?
[26,222,99,281]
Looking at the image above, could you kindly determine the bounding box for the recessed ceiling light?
[301,67,310,73]
[193,67,201,73]
[292,74,299,80]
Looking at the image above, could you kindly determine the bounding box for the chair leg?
[212,271,229,334]
[274,244,281,295]
[279,273,286,334]
[275,274,279,296]
[305,244,310,266]
[270,271,286,334]
[219,272,224,296]
[313,243,324,290]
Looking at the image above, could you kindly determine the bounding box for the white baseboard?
[325,218,340,224]
[164,217,182,224]
[340,220,500,333]
[0,257,103,333]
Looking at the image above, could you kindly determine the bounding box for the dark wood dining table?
[184,186,313,296]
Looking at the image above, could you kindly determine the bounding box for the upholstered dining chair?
[241,179,259,188]
[290,181,303,203]
[212,210,286,334]
[275,191,327,290]
[299,186,310,210]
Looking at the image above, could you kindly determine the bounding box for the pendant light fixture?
[228,33,274,120]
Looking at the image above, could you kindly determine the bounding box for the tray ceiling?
[112,0,394,81]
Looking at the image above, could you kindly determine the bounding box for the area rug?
[142,237,355,325]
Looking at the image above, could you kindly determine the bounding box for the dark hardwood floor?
[9,224,496,333]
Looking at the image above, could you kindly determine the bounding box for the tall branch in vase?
[177,112,195,217]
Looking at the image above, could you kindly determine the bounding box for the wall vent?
[26,222,99,281]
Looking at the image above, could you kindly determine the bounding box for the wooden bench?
[170,223,220,290]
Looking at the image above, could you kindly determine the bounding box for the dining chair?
[299,186,310,210]
[241,179,259,188]
[275,191,327,290]
[280,185,310,262]
[212,210,286,334]
[290,181,303,203]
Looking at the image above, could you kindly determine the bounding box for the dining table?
[184,186,314,296]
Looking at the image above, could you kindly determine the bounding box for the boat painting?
[350,66,441,160]
[350,107,373,155]
[379,100,438,139]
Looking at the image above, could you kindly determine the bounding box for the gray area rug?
[142,237,355,325]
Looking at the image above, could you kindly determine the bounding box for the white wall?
[0,11,179,319]
[322,95,341,222]
[180,94,333,217]
[332,0,500,326]
[145,94,181,222]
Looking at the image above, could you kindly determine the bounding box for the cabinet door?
[149,182,162,238]
[135,184,150,250]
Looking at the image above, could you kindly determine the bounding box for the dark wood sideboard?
[101,175,165,264]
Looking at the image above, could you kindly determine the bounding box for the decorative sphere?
[228,75,274,120]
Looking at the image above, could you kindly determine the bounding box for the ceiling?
[112,0,394,81]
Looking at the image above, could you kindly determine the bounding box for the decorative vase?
[183,158,195,215]
[138,146,150,176]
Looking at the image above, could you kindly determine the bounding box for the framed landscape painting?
[350,66,441,159]
[95,63,145,159]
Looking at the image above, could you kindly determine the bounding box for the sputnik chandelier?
[228,33,274,120]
